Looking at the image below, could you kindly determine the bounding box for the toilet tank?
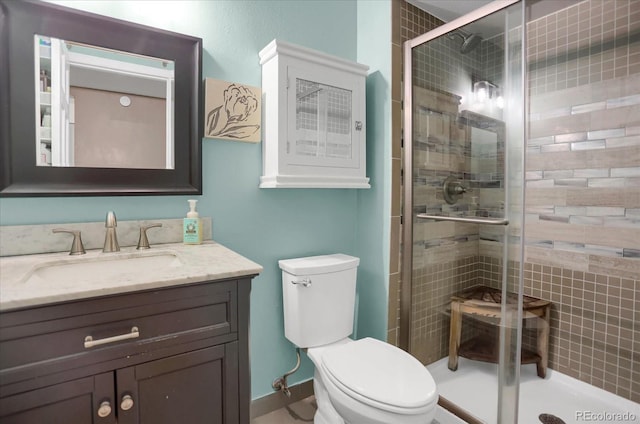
[279,254,359,348]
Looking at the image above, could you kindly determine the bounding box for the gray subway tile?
[626,209,640,218]
[544,170,574,179]
[610,167,640,177]
[554,178,588,186]
[584,244,624,257]
[526,171,544,180]
[574,168,609,178]
[603,217,640,228]
[588,178,626,187]
[526,239,554,248]
[587,128,626,140]
[606,136,640,149]
[569,216,604,225]
[625,177,640,187]
[528,136,555,146]
[527,179,555,187]
[586,207,626,216]
[571,140,606,151]
[622,248,640,258]
[556,206,587,216]
[555,241,587,252]
[572,101,606,115]
[606,94,640,109]
[541,143,571,153]
[542,107,573,119]
[539,214,571,223]
[555,132,587,143]
[626,126,640,136]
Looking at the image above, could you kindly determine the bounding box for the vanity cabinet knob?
[137,223,163,249]
[97,401,112,418]
[120,394,134,411]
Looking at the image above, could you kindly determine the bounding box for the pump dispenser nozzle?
[187,199,199,218]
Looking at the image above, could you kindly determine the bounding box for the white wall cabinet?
[259,39,370,188]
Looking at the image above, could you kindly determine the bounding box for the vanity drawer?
[0,280,237,374]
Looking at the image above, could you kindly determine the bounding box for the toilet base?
[313,371,345,424]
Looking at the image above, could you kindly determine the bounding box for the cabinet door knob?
[120,394,135,411]
[97,401,112,418]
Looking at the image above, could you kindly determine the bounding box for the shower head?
[460,33,482,54]
[449,31,483,54]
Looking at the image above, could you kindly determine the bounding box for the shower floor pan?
[428,357,639,424]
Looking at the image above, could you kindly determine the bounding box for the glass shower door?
[402,1,527,422]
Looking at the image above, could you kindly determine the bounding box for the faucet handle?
[53,228,86,255]
[137,223,162,250]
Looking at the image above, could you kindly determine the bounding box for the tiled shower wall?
[522,0,640,402]
[395,0,640,402]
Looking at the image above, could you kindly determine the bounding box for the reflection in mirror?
[35,35,175,169]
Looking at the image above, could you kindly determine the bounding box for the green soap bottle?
[183,199,202,244]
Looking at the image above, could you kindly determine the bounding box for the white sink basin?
[20,251,183,286]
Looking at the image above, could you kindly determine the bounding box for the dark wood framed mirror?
[0,0,202,196]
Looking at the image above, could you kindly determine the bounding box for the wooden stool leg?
[448,301,462,371]
[536,306,550,378]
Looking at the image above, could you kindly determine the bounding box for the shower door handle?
[417,214,509,225]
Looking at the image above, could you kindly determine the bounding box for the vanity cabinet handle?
[84,326,139,348]
[120,394,134,411]
[97,400,113,418]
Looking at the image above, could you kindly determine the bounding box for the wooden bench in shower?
[448,285,551,378]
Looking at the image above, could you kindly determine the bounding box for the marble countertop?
[0,241,263,311]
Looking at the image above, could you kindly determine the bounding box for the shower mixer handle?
[443,176,468,205]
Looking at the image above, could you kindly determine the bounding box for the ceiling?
[405,0,505,38]
[406,0,493,23]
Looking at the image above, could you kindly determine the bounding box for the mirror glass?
[35,35,175,169]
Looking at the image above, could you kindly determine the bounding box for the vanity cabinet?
[0,277,254,424]
[259,39,370,189]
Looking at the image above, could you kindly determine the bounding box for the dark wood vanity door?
[116,343,239,424]
[0,372,115,424]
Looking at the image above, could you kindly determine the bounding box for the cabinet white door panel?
[259,39,370,188]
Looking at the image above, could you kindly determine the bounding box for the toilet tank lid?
[279,254,359,275]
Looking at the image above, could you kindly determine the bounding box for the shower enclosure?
[402,0,639,422]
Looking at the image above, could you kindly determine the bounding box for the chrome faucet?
[103,211,120,253]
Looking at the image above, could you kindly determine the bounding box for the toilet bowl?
[279,254,438,424]
[307,337,438,424]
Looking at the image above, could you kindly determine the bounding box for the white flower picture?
[204,78,261,143]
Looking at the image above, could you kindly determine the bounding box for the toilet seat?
[319,338,437,414]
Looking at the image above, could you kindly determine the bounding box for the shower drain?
[539,413,567,424]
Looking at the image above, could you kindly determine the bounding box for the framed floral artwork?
[204,78,261,142]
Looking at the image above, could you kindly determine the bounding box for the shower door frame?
[401,1,526,422]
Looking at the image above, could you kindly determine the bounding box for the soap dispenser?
[183,199,203,244]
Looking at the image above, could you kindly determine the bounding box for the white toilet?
[279,254,438,424]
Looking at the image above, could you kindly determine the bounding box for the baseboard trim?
[250,380,315,419]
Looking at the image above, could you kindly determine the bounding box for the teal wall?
[355,1,392,341]
[0,0,391,400]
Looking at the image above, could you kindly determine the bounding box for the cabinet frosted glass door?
[116,344,239,424]
[0,373,115,424]
[287,67,362,169]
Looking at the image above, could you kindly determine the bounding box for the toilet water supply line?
[272,347,302,397]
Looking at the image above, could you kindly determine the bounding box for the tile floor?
[251,396,317,424]
[250,395,467,424]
